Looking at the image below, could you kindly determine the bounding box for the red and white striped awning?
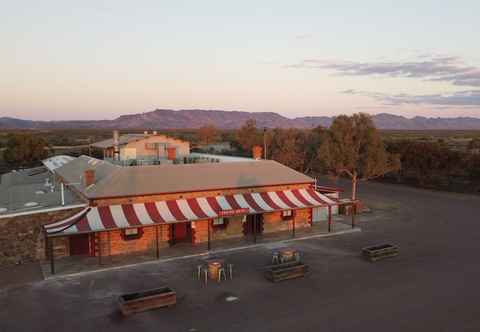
[44,188,336,236]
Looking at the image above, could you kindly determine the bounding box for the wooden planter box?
[264,261,309,282]
[118,287,176,316]
[362,244,399,262]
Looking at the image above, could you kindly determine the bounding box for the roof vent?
[0,207,7,213]
[24,202,39,207]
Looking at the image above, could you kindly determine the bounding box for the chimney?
[252,145,263,160]
[166,147,177,161]
[113,130,120,161]
[84,169,96,187]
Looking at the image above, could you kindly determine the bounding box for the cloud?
[344,89,480,107]
[290,55,480,87]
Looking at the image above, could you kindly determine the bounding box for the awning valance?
[44,188,336,236]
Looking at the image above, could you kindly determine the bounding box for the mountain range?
[1,109,480,130]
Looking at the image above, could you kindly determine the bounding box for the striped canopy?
[44,188,336,236]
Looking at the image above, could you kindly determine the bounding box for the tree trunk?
[351,175,357,201]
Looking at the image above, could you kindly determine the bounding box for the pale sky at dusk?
[2,1,480,121]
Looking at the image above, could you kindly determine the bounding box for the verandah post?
[155,225,160,259]
[207,219,211,251]
[328,205,332,233]
[49,237,55,275]
[253,215,257,244]
[351,202,356,229]
[97,232,102,266]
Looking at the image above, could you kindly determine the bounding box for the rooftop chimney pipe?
[84,169,96,187]
[113,130,120,161]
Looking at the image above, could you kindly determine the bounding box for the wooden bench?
[118,287,176,316]
[362,244,399,262]
[264,261,309,282]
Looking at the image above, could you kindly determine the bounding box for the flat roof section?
[0,168,84,216]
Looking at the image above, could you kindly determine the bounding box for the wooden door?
[243,214,263,235]
[171,223,191,244]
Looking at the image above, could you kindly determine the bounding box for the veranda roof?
[44,188,337,236]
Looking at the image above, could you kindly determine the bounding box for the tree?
[198,124,219,145]
[269,128,307,171]
[318,113,400,200]
[468,138,480,152]
[3,134,50,167]
[235,119,262,152]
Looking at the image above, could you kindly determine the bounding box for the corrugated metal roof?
[42,155,76,172]
[85,160,314,199]
[54,156,120,194]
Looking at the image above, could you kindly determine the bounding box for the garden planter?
[118,287,176,316]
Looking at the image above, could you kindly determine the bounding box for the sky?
[2,0,480,121]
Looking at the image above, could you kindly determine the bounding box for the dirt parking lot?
[1,180,480,332]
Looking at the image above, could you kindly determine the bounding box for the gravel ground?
[1,180,480,332]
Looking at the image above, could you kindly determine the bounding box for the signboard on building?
[218,208,249,217]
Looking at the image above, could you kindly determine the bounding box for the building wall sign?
[218,208,249,217]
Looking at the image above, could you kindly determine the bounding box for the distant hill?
[1,109,480,130]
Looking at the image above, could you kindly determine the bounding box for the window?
[122,227,143,241]
[213,217,228,229]
[282,210,293,220]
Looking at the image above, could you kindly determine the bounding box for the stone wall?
[0,208,83,265]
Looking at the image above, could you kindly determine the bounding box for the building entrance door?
[243,214,263,235]
[170,222,192,245]
[69,234,91,256]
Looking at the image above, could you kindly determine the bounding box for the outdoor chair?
[194,265,203,280]
[227,263,234,280]
[202,268,209,286]
[272,251,280,264]
[218,267,227,282]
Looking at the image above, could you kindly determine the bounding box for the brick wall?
[94,224,170,256]
[263,208,312,233]
[0,208,83,265]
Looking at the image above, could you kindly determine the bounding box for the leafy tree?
[198,124,219,145]
[235,119,263,152]
[318,113,400,200]
[3,134,50,167]
[468,138,480,151]
[269,128,307,171]
[304,126,327,173]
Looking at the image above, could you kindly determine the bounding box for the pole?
[328,205,332,233]
[97,233,102,266]
[49,237,55,275]
[155,225,160,259]
[263,127,267,159]
[253,215,257,243]
[351,202,356,229]
[207,220,211,250]
[61,183,65,206]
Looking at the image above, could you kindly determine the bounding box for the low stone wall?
[0,208,83,265]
